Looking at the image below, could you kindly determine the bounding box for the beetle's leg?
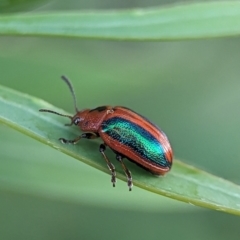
[116,154,133,191]
[99,144,116,187]
[59,132,99,144]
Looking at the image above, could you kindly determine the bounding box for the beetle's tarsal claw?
[59,138,67,144]
[127,178,133,191]
[111,174,116,187]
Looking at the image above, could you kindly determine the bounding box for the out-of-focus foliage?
[1,1,240,240]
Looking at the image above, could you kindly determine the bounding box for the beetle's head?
[70,109,89,127]
[39,75,83,126]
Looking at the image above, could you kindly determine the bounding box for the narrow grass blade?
[0,2,240,40]
[1,84,240,215]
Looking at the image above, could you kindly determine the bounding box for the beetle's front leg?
[59,132,99,144]
[99,144,116,187]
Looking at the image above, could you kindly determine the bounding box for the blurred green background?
[1,0,240,239]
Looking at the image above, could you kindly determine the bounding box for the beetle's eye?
[73,117,80,125]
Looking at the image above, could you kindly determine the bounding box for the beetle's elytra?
[40,76,173,191]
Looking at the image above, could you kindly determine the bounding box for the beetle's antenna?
[39,109,72,121]
[61,75,78,112]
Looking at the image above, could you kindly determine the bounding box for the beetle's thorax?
[73,106,113,132]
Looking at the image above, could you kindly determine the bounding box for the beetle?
[40,76,173,191]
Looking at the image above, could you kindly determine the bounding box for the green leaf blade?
[1,2,240,40]
[1,84,240,215]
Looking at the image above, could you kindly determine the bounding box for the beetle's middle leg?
[59,132,99,144]
[99,144,116,187]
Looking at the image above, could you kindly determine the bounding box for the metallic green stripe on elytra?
[101,117,170,167]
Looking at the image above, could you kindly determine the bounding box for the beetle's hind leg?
[99,144,116,187]
[59,132,99,144]
[116,154,133,191]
